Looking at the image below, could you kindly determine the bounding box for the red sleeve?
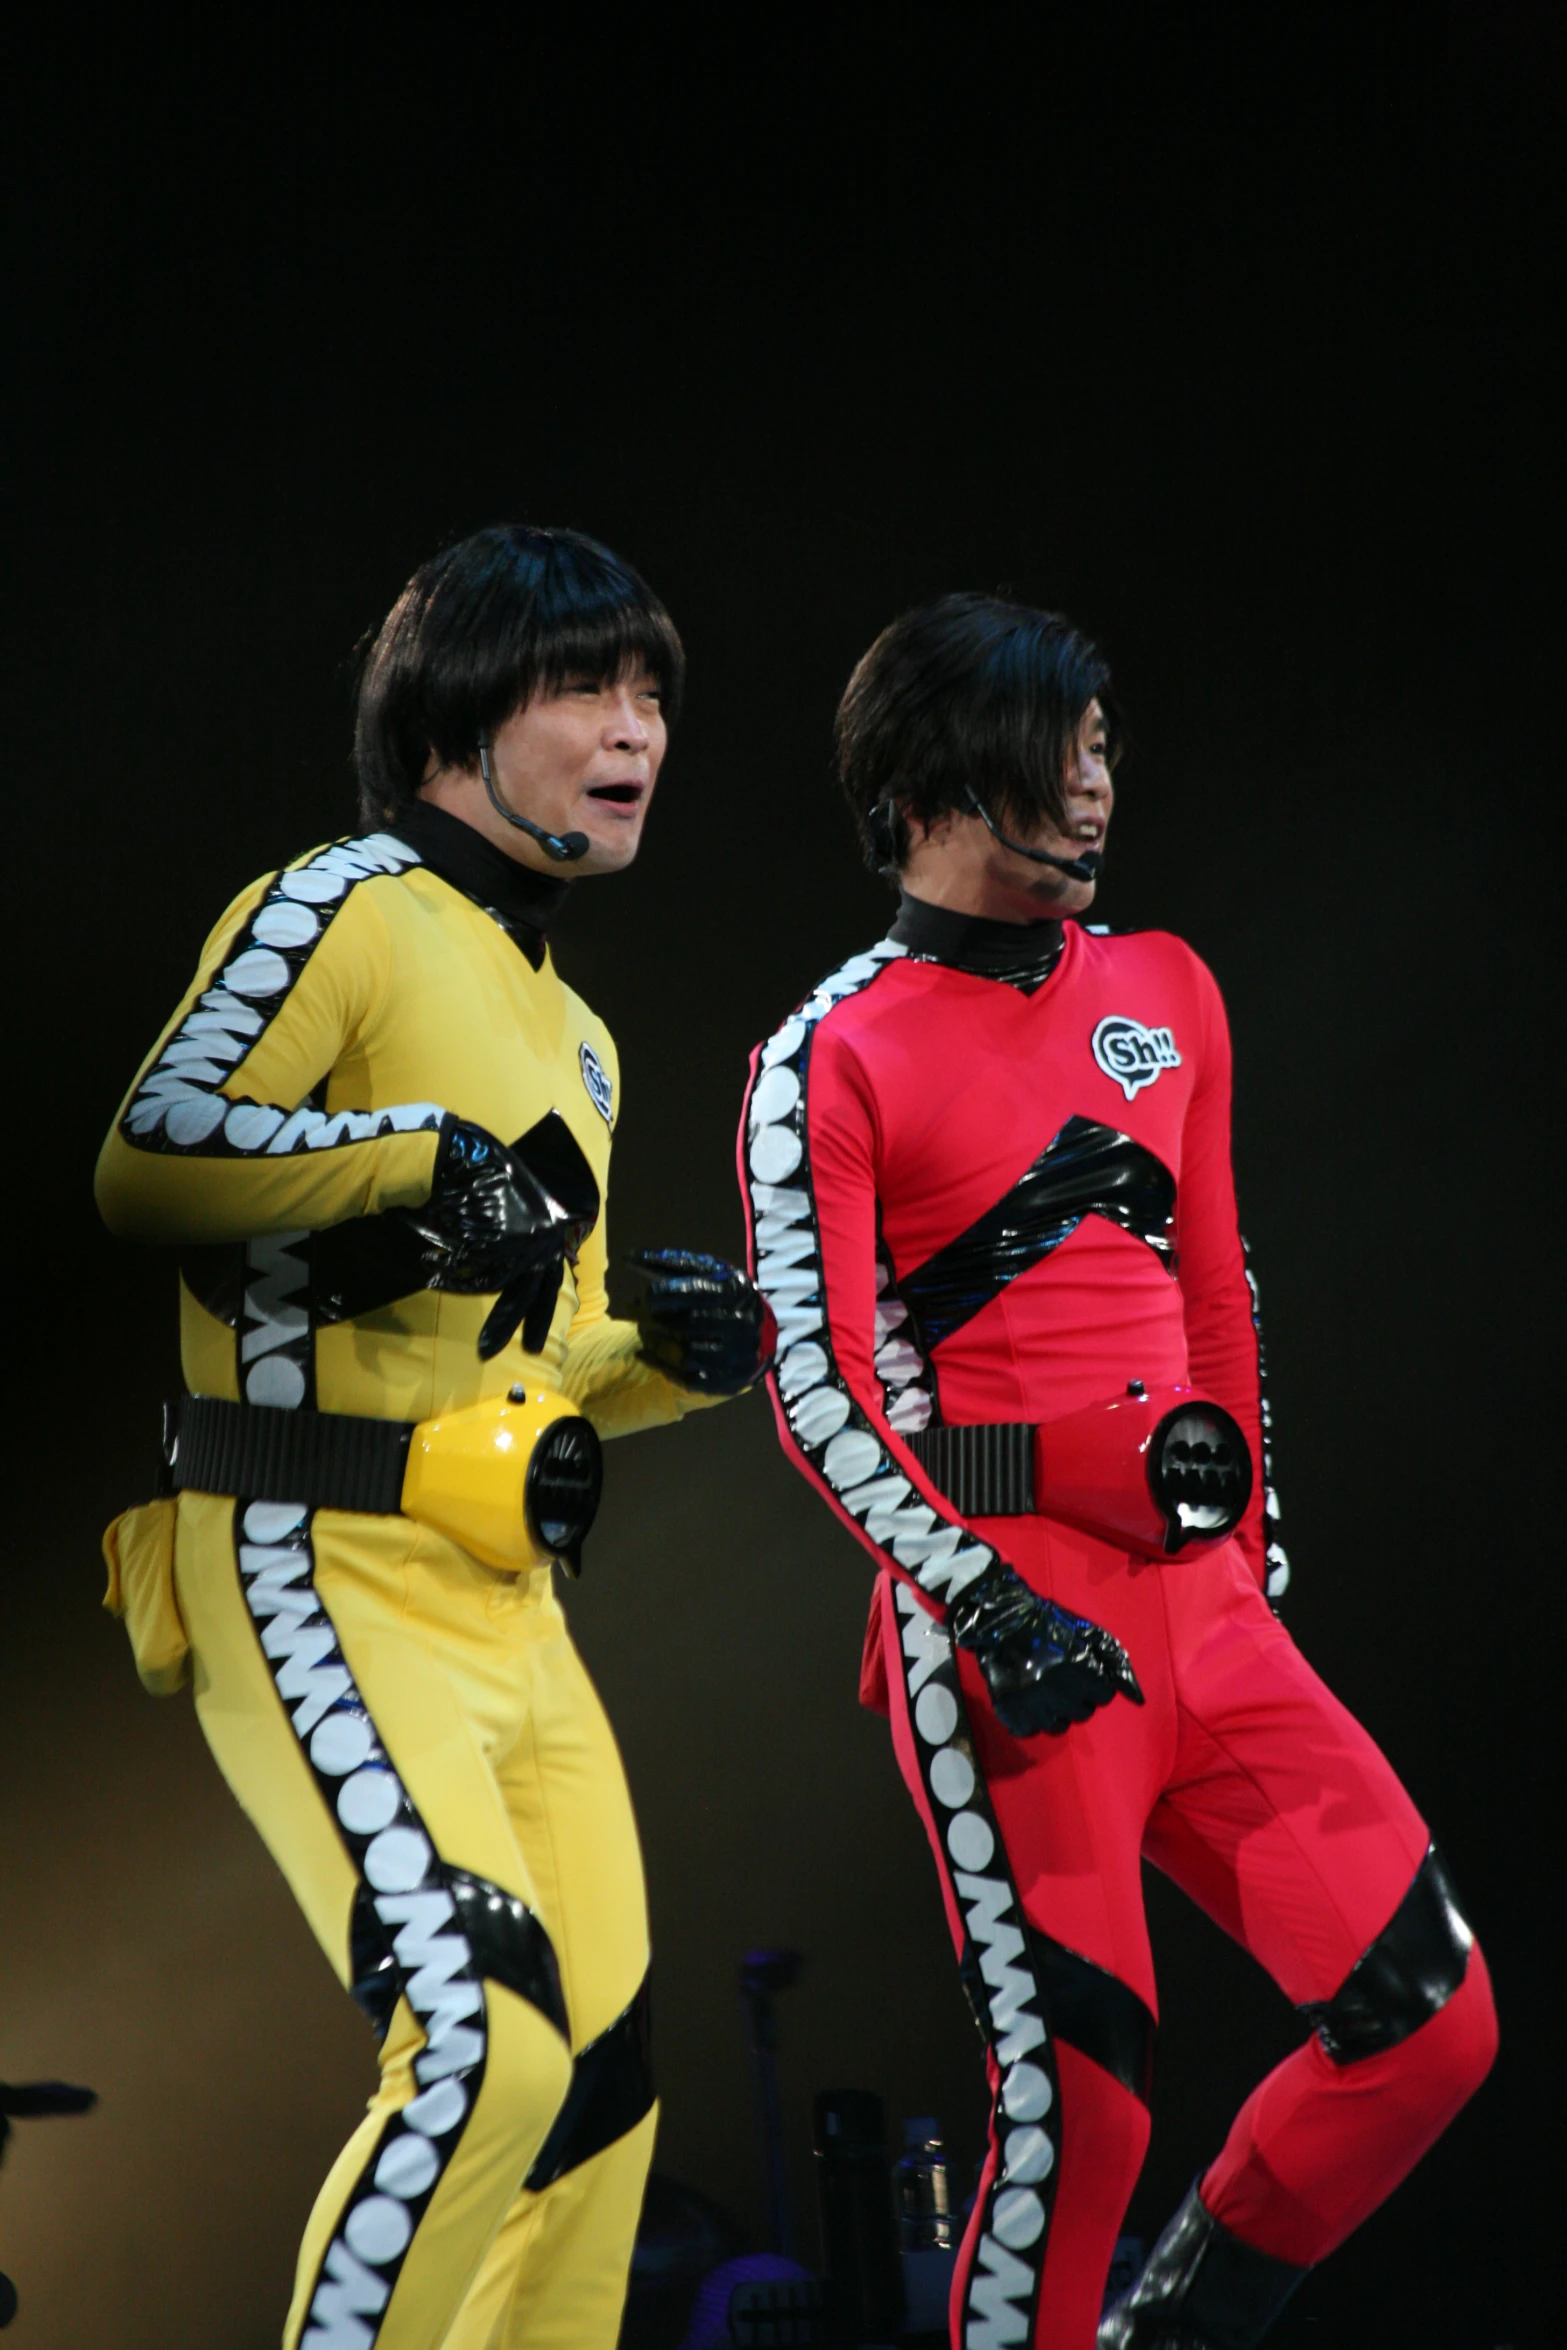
[738,956,1013,1621]
[1175,954,1288,1598]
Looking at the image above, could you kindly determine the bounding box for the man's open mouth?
[587,782,644,806]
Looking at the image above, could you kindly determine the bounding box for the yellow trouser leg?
[174,1493,648,2350]
[442,2105,659,2350]
[439,1587,657,2349]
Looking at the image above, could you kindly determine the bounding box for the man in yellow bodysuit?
[95,524,771,2350]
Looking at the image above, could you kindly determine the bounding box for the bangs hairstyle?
[835,592,1123,874]
[354,523,685,824]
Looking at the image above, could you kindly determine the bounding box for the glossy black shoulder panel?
[900,1115,1176,1353]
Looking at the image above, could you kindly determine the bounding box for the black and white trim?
[1240,1240,1290,1604]
[121,832,443,1162]
[873,1235,937,1435]
[892,1580,1060,2343]
[745,942,995,1610]
[239,1229,315,1410]
[233,1497,567,2348]
[746,943,1062,2329]
[747,944,1118,2332]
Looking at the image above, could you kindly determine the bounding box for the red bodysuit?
[739,901,1495,2348]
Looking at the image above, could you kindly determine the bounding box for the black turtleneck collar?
[388,801,572,970]
[888,892,1065,995]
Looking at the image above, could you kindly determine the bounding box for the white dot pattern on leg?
[234,1500,509,2350]
[742,939,1066,2344]
[886,1583,1062,2346]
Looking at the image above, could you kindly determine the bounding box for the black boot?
[1098,2183,1307,2348]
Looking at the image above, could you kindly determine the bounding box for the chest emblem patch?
[1092,1013,1182,1101]
[579,1041,614,1125]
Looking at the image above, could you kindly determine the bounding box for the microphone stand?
[738,1948,804,2262]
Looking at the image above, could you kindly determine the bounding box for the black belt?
[161,1395,415,1515]
[904,1422,1035,1516]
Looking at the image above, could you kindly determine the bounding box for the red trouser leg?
[1194,1956,1496,2262]
[878,1552,1164,2350]
[953,2046,1150,2350]
[1144,1541,1497,2267]
[877,1516,1496,2344]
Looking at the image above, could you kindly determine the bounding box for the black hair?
[353,523,685,825]
[834,591,1123,874]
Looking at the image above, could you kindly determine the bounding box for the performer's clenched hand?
[405,1116,592,1359]
[947,1560,1143,1737]
[630,1249,778,1395]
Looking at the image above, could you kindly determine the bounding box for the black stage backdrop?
[2,17,1557,2347]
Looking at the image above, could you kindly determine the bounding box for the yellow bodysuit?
[97,805,704,2350]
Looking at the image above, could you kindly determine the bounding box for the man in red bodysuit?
[737,596,1497,2348]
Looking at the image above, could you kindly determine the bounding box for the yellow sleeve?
[556,1031,721,1438]
[95,835,447,1246]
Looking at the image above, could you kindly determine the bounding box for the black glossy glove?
[406,1116,591,1359]
[630,1249,778,1396]
[947,1560,1143,1738]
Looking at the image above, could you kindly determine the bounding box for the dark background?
[2,12,1558,2346]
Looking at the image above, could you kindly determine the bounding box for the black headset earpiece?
[866,797,904,874]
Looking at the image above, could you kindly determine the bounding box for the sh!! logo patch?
[579,1041,614,1124]
[1092,1014,1182,1101]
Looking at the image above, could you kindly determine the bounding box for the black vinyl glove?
[947,1559,1143,1738]
[404,1116,589,1360]
[629,1249,778,1396]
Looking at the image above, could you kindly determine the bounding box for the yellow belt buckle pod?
[400,1386,604,1575]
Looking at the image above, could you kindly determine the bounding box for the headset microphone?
[478,734,590,863]
[964,788,1102,883]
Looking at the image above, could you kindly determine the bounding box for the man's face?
[424,670,668,877]
[903,697,1115,921]
[1019,695,1115,913]
[490,671,668,875]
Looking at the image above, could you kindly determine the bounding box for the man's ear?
[905,805,961,851]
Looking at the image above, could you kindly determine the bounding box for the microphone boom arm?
[477,733,590,864]
[964,788,1102,883]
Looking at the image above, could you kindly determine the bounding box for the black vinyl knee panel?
[349,1869,569,2046]
[1032,1933,1156,2106]
[958,1930,1155,2105]
[447,1869,569,2041]
[1297,1843,1473,2065]
[524,1970,653,2190]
